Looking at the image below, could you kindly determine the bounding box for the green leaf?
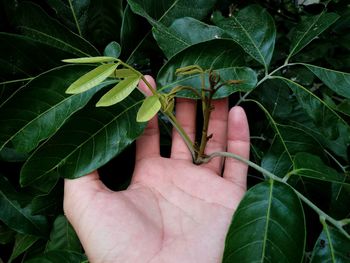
[292,152,347,185]
[0,65,110,153]
[301,63,350,99]
[46,215,81,253]
[136,95,161,122]
[62,56,117,63]
[275,77,350,160]
[311,225,350,263]
[47,0,90,36]
[25,250,86,263]
[127,0,216,27]
[14,2,99,57]
[157,40,257,99]
[0,223,15,244]
[223,180,305,262]
[66,63,118,94]
[287,12,339,60]
[212,5,276,69]
[20,90,145,184]
[9,234,40,262]
[152,17,226,58]
[96,76,140,107]
[103,41,121,58]
[0,176,49,237]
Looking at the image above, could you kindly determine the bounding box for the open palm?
[64,77,250,263]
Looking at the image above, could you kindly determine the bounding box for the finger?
[136,75,160,161]
[201,98,228,174]
[64,171,106,223]
[171,98,196,161]
[223,106,250,189]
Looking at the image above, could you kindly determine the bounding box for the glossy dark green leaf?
[65,63,118,94]
[20,90,145,185]
[96,75,140,107]
[311,225,350,263]
[292,152,347,184]
[0,223,15,244]
[86,0,123,48]
[25,250,86,263]
[302,63,350,99]
[0,176,49,237]
[0,33,70,82]
[103,41,121,58]
[137,95,161,122]
[262,124,324,178]
[47,0,90,36]
[212,5,276,69]
[153,17,226,58]
[31,184,62,215]
[9,234,39,262]
[223,180,305,263]
[46,215,81,253]
[127,0,216,27]
[275,77,350,160]
[157,40,257,99]
[0,65,110,153]
[14,2,99,57]
[287,12,339,59]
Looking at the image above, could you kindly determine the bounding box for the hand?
[64,76,250,263]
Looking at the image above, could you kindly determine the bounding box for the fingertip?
[228,106,249,141]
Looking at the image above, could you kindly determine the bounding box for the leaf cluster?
[0,0,350,262]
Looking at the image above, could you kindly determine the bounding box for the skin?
[64,76,250,263]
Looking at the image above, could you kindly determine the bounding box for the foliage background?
[0,0,350,262]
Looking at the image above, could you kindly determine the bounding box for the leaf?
[275,77,350,160]
[212,5,276,69]
[223,180,305,263]
[127,0,216,27]
[62,56,117,63]
[96,76,140,107]
[0,223,15,245]
[287,12,339,59]
[0,176,49,237]
[20,90,145,184]
[301,63,350,99]
[152,17,226,58]
[292,152,347,185]
[137,95,161,122]
[65,63,118,94]
[157,39,257,99]
[0,65,110,153]
[85,0,124,48]
[46,215,81,253]
[0,33,70,82]
[9,234,40,262]
[25,250,86,263]
[311,225,350,263]
[103,41,121,58]
[14,2,99,57]
[47,0,90,36]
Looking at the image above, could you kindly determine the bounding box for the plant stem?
[202,151,350,240]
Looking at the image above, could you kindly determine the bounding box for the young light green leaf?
[292,152,347,185]
[287,12,339,60]
[223,180,305,262]
[62,56,117,64]
[96,76,140,107]
[66,63,118,94]
[112,69,139,79]
[137,95,161,122]
[302,63,350,99]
